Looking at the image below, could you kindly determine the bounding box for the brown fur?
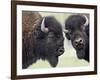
[22,11,42,45]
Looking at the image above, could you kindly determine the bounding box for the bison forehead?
[65,15,86,29]
[44,16,63,34]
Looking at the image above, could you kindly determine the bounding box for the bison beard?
[64,15,89,62]
[22,11,64,69]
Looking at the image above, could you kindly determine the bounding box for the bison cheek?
[47,56,58,67]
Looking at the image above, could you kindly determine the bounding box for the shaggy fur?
[22,11,64,69]
[65,15,89,62]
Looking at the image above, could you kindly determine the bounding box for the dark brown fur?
[22,11,64,69]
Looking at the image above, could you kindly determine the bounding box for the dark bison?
[64,14,89,62]
[22,11,64,69]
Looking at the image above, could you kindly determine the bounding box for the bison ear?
[65,33,70,40]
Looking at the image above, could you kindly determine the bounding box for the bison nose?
[75,38,83,44]
[74,38,84,48]
[58,47,64,56]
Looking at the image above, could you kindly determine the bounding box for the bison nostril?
[59,49,64,52]
[58,47,64,56]
[79,39,83,43]
[79,40,83,44]
[75,41,78,45]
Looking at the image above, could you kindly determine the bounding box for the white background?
[0,0,99,80]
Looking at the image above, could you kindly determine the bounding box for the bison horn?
[62,24,69,33]
[63,29,69,33]
[83,15,89,26]
[41,18,49,33]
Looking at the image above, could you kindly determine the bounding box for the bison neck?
[34,38,47,60]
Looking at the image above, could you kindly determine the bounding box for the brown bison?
[22,11,64,69]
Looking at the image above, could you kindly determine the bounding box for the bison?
[22,11,64,69]
[64,14,89,62]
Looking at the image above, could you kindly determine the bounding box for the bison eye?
[48,35,54,38]
[48,32,55,38]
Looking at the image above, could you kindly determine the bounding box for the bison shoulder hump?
[22,11,42,33]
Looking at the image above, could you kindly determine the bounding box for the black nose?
[58,47,64,56]
[74,38,83,48]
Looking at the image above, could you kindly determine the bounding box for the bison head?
[64,15,89,59]
[34,16,64,67]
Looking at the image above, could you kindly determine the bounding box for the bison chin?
[47,56,58,67]
[76,49,85,59]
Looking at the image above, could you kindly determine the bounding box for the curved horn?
[63,29,69,33]
[62,24,69,33]
[41,18,49,33]
[83,15,89,26]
